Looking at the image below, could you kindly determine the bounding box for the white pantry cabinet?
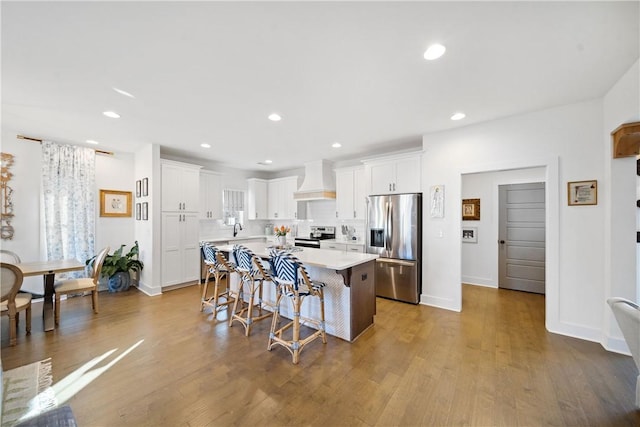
[366,153,422,195]
[200,171,223,220]
[247,178,268,220]
[161,212,200,286]
[335,167,366,220]
[161,160,201,212]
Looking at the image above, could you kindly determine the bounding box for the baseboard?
[420,293,461,312]
[162,281,198,293]
[461,276,496,288]
[462,281,498,289]
[137,282,162,297]
[546,320,602,344]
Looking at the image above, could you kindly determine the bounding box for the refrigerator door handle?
[385,201,392,251]
[376,258,415,267]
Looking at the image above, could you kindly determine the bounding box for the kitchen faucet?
[233,223,243,237]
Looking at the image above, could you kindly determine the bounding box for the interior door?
[498,183,546,294]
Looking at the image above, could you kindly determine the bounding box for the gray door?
[498,183,546,294]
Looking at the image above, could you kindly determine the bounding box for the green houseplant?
[87,241,144,292]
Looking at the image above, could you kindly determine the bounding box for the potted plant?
[87,241,144,292]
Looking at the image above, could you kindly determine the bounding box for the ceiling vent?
[293,159,336,201]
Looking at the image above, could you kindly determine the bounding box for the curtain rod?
[17,134,114,156]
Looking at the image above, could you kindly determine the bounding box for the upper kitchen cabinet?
[247,178,268,220]
[161,160,201,212]
[365,152,422,195]
[335,166,366,220]
[200,171,223,220]
[267,176,306,220]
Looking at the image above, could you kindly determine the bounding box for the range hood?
[294,159,336,201]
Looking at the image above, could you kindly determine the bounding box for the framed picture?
[142,202,148,220]
[430,185,445,218]
[568,180,597,206]
[136,180,141,198]
[142,178,149,197]
[462,198,480,220]
[462,227,477,243]
[99,189,132,217]
[136,203,141,220]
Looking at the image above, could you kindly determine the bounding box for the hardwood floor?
[2,284,638,426]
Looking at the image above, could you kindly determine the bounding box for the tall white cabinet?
[200,171,223,220]
[366,153,422,195]
[335,167,366,220]
[161,160,201,287]
[247,178,268,220]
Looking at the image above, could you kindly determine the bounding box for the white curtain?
[42,141,96,267]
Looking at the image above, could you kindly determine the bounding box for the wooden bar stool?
[200,243,236,315]
[267,249,326,364]
[228,245,273,336]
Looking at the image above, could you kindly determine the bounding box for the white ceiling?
[2,1,638,172]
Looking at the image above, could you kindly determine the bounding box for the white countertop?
[216,242,378,270]
[200,235,269,243]
[322,238,365,245]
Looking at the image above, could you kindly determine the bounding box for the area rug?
[1,358,57,427]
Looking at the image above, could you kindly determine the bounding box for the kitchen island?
[216,242,378,342]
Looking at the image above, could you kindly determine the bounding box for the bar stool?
[267,249,327,364]
[228,245,273,336]
[200,243,236,315]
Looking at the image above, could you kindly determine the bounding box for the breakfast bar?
[217,242,378,342]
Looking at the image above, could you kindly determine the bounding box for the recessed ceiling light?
[332,142,342,148]
[103,111,120,118]
[424,44,446,60]
[451,112,466,121]
[268,113,281,122]
[200,143,211,148]
[113,87,135,98]
[264,159,273,164]
[85,139,99,145]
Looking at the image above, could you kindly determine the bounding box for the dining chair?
[267,249,326,364]
[53,247,109,325]
[0,249,21,264]
[607,297,640,407]
[1,262,31,346]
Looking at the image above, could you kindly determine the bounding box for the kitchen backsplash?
[198,199,365,241]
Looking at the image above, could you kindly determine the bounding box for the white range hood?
[294,159,336,201]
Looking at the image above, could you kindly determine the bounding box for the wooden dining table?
[16,259,86,331]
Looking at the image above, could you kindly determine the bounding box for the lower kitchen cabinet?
[162,212,200,286]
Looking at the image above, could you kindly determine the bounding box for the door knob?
[499,240,505,244]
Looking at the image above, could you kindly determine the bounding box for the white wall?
[461,167,545,288]
[0,130,136,292]
[602,59,640,353]
[422,98,603,342]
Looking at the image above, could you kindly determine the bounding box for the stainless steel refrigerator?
[366,193,422,304]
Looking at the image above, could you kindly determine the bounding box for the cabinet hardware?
[392,183,396,191]
[353,210,356,218]
[389,183,392,191]
[336,211,338,218]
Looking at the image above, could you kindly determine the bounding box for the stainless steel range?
[294,226,336,249]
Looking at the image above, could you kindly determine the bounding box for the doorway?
[498,182,546,294]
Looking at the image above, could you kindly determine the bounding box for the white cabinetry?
[161,161,201,212]
[247,178,268,220]
[161,160,201,287]
[367,153,422,195]
[335,167,366,220]
[200,171,223,220]
[161,212,200,286]
[267,176,305,220]
[320,241,347,251]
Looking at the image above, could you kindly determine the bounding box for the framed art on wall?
[142,202,148,220]
[136,203,141,220]
[462,198,480,220]
[142,178,149,197]
[462,227,478,243]
[568,180,597,205]
[136,180,141,198]
[99,189,132,217]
